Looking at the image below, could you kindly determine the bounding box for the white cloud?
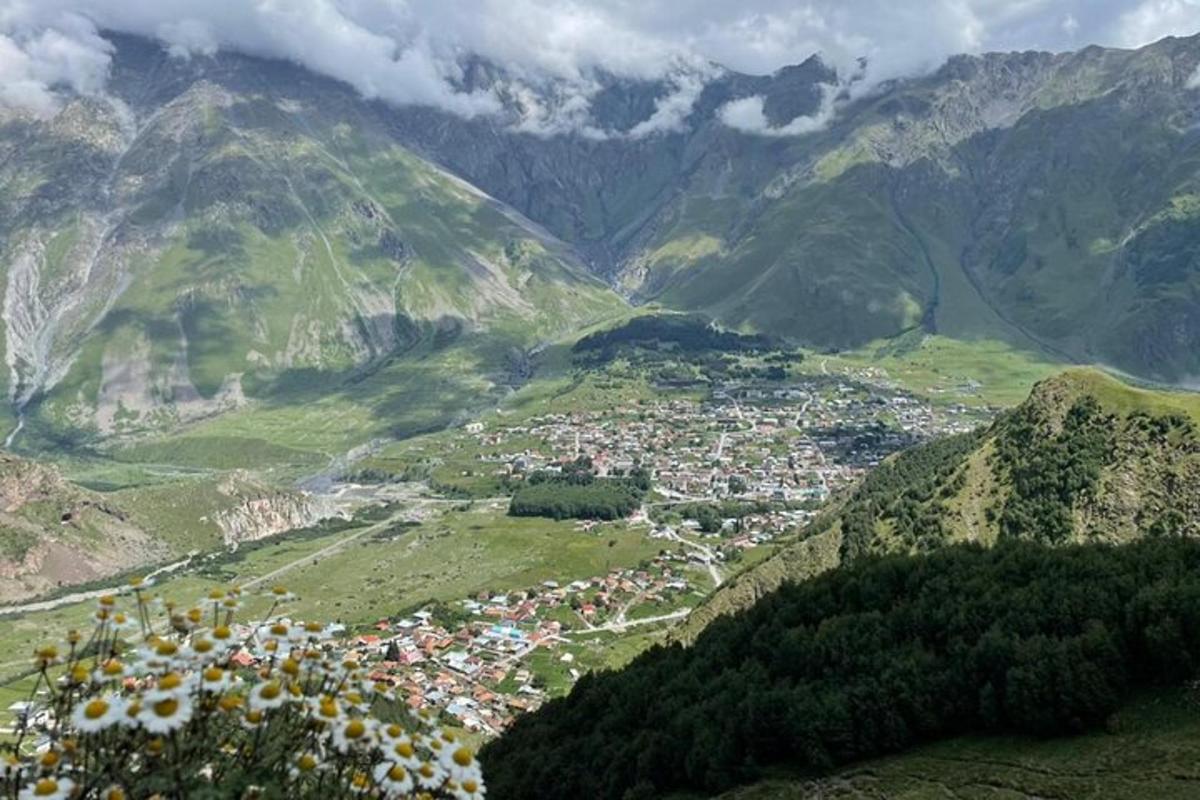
[1115,0,1200,47]
[718,84,838,137]
[0,1,1197,130]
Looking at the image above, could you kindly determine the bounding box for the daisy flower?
[309,695,343,727]
[241,709,266,730]
[197,665,233,693]
[99,786,128,800]
[248,680,287,711]
[331,717,374,753]
[18,777,74,800]
[442,745,482,784]
[109,611,136,632]
[414,760,447,792]
[346,771,372,795]
[288,751,323,781]
[373,762,415,796]
[70,694,125,733]
[127,575,155,590]
[454,775,487,800]
[388,738,420,770]
[267,585,296,602]
[138,692,194,733]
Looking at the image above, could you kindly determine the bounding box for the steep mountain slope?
[679,369,1200,639]
[0,453,161,602]
[0,35,624,448]
[397,36,1200,382]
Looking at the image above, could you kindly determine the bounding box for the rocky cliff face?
[212,472,345,546]
[0,453,167,603]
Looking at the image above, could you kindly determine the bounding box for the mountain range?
[1,32,1199,449]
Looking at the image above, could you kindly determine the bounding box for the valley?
[0,15,1197,800]
[0,331,1029,740]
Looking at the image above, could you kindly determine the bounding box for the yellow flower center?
[84,699,110,719]
[452,747,473,767]
[463,779,479,793]
[33,778,58,796]
[203,667,224,682]
[394,742,415,758]
[270,623,288,636]
[258,682,281,700]
[155,642,179,657]
[153,698,179,718]
[271,586,288,595]
[344,719,366,738]
[208,589,224,600]
[186,608,203,623]
[35,645,58,660]
[350,772,369,789]
[193,638,214,654]
[319,699,339,718]
[39,751,59,768]
[113,613,127,624]
[146,738,164,755]
[281,658,300,676]
[104,788,126,800]
[246,709,264,724]
[388,765,408,781]
[386,724,402,738]
[70,665,89,683]
[297,754,318,771]
[419,764,435,778]
[159,673,183,690]
[305,621,323,632]
[99,595,115,607]
[213,625,232,640]
[102,660,123,676]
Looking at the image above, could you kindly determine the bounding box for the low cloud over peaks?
[0,1,1197,133]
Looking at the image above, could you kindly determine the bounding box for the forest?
[572,314,774,360]
[508,462,651,520]
[482,538,1200,799]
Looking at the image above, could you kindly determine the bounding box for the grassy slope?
[711,690,1200,800]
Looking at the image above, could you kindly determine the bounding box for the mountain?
[399,37,1200,382]
[677,368,1200,640]
[2,33,1199,451]
[0,34,623,449]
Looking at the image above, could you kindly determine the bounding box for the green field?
[709,690,1200,800]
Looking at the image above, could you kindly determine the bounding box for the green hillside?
[481,538,1200,799]
[678,368,1200,640]
[0,36,624,455]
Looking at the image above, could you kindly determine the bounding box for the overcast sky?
[1,0,1198,130]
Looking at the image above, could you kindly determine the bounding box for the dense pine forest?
[482,538,1200,799]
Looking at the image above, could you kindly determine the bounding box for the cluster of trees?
[573,314,773,361]
[996,397,1115,542]
[482,538,1200,799]
[508,461,651,521]
[834,429,982,559]
[653,500,775,533]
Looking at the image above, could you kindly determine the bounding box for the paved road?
[564,608,691,634]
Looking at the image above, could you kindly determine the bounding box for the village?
[4,374,992,744]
